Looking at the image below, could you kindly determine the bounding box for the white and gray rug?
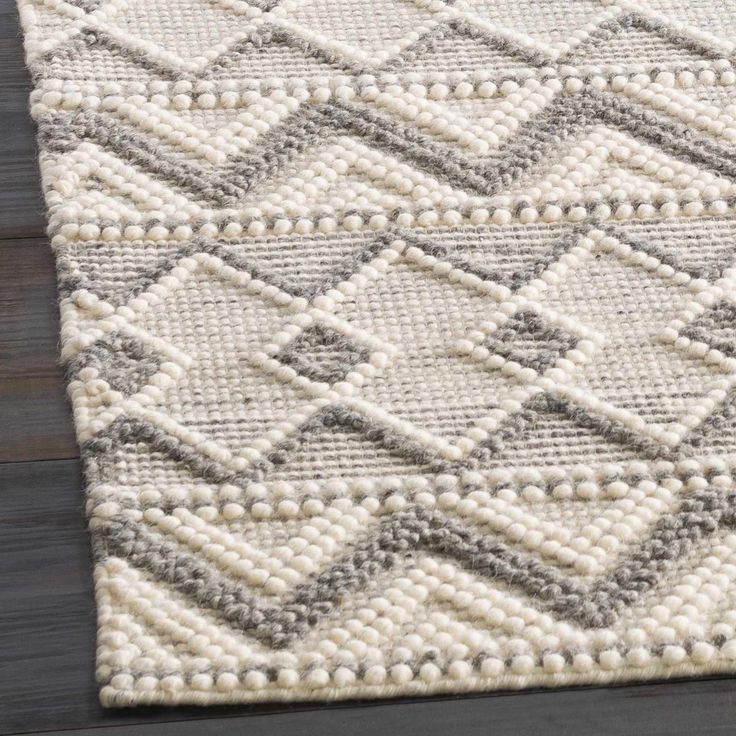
[16,0,736,707]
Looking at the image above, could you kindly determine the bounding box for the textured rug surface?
[16,0,736,707]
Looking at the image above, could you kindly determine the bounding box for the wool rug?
[16,0,736,707]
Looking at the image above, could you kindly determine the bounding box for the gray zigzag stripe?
[39,10,725,84]
[39,93,736,210]
[203,24,369,77]
[82,409,454,490]
[275,404,456,473]
[442,12,729,68]
[328,90,736,199]
[83,416,269,486]
[603,224,722,282]
[570,13,728,63]
[218,11,729,76]
[97,490,736,647]
[39,30,182,81]
[681,302,736,358]
[68,226,590,305]
[446,18,554,67]
[58,231,396,304]
[37,111,247,206]
[397,226,589,291]
[98,516,313,647]
[588,90,736,180]
[221,105,330,193]
[59,223,584,304]
[198,14,558,78]
[538,395,668,460]
[81,388,716,505]
[294,394,673,468]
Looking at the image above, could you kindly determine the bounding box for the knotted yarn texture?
[17,0,736,706]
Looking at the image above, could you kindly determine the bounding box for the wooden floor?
[3,3,736,734]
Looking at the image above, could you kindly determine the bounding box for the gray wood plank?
[0,0,32,86]
[0,458,95,734]
[14,679,736,736]
[0,238,78,461]
[0,0,47,239]
[0,238,60,377]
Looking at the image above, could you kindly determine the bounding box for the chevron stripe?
[97,489,736,649]
[32,4,736,80]
[38,111,248,205]
[36,89,736,220]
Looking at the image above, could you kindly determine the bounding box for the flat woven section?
[16,0,736,707]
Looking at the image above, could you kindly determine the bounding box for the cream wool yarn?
[15,0,736,707]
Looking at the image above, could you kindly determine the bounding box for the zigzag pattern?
[16,0,736,708]
[46,90,736,200]
[30,80,736,239]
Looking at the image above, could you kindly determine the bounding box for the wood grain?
[0,0,31,86]
[0,238,78,461]
[19,679,736,736]
[0,1,46,239]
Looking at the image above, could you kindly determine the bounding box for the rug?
[16,0,736,707]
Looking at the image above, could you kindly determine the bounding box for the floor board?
[17,680,736,736]
[0,4,47,239]
[0,238,77,462]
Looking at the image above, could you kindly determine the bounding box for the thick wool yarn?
[16,0,736,707]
